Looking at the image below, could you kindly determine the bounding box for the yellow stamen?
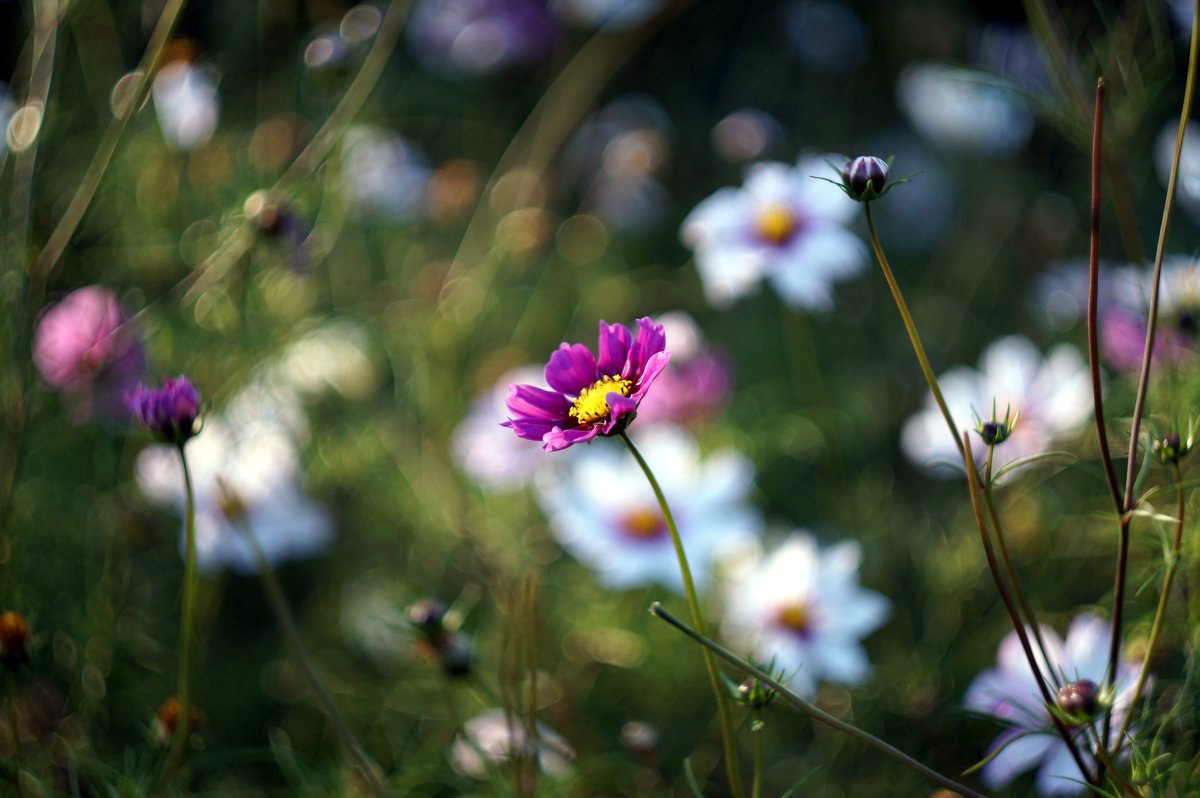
[618,507,667,540]
[776,603,812,636]
[757,204,799,245]
[569,375,633,427]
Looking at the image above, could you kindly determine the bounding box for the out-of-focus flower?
[897,64,1033,157]
[782,0,867,73]
[1158,120,1200,227]
[900,336,1091,477]
[0,610,31,668]
[972,23,1051,96]
[681,155,867,310]
[550,0,660,28]
[562,95,672,231]
[128,376,202,445]
[722,532,890,697]
[502,318,670,452]
[135,386,334,574]
[263,320,378,401]
[712,108,784,164]
[453,366,556,491]
[341,126,432,222]
[0,82,14,159]
[964,614,1139,795]
[152,696,204,748]
[152,61,219,151]
[1099,257,1200,373]
[33,286,145,423]
[634,311,731,425]
[450,708,574,779]
[245,191,311,271]
[534,425,761,593]
[407,0,559,76]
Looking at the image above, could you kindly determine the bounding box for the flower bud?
[1153,432,1189,464]
[735,676,776,708]
[841,156,889,201]
[127,376,201,445]
[974,404,1018,446]
[406,599,447,642]
[1055,678,1100,721]
[0,611,31,668]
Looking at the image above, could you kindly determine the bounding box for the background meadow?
[2,0,1199,795]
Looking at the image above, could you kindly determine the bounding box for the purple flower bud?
[128,376,201,445]
[841,156,889,201]
[1055,678,1100,720]
[406,599,447,639]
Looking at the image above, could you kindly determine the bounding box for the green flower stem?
[1083,726,1145,798]
[751,708,763,798]
[155,444,199,796]
[650,603,991,798]
[862,202,961,459]
[1106,0,1200,751]
[6,671,20,766]
[236,519,390,798]
[619,432,744,798]
[1113,461,1186,751]
[983,446,1056,686]
[962,434,1095,786]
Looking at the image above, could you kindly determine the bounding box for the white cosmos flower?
[152,62,219,151]
[900,336,1092,477]
[722,532,890,697]
[449,708,574,779]
[681,154,867,310]
[534,424,761,593]
[897,64,1033,157]
[136,385,334,574]
[964,614,1140,795]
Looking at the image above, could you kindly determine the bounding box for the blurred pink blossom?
[635,311,731,424]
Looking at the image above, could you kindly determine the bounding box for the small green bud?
[736,677,777,708]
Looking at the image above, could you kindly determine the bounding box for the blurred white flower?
[681,155,867,310]
[534,425,761,593]
[341,126,432,221]
[451,365,558,492]
[266,320,378,399]
[900,336,1092,477]
[897,64,1033,157]
[152,61,219,151]
[136,386,334,574]
[406,0,559,76]
[1156,120,1200,226]
[964,614,1140,795]
[449,708,574,779]
[722,532,890,697]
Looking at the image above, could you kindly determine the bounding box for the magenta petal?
[596,321,632,376]
[546,343,598,394]
[543,426,598,451]
[601,393,639,433]
[630,351,670,400]
[502,416,559,442]
[625,317,667,378]
[506,383,571,421]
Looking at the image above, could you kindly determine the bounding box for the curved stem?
[1106,0,1200,749]
[650,604,992,798]
[962,434,1095,785]
[863,202,961,460]
[237,519,390,798]
[750,708,763,798]
[619,432,744,798]
[1113,461,1186,750]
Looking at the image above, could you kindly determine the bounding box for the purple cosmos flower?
[33,285,145,423]
[964,614,1140,795]
[502,317,670,451]
[128,376,201,445]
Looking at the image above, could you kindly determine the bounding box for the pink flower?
[502,318,670,452]
[33,286,144,422]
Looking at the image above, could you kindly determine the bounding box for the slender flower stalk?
[1106,0,1200,749]
[1113,460,1186,750]
[233,514,390,798]
[961,433,1095,786]
[619,432,744,798]
[650,603,991,798]
[862,202,961,459]
[750,708,764,798]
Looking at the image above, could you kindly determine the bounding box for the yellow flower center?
[756,204,799,245]
[569,375,633,427]
[618,507,667,540]
[776,603,812,636]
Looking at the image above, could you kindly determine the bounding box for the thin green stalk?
[750,708,763,798]
[236,518,390,798]
[1083,725,1145,798]
[619,432,744,798]
[862,202,961,460]
[6,672,20,766]
[962,434,1095,786]
[1106,0,1200,750]
[650,603,991,798]
[1113,461,1186,750]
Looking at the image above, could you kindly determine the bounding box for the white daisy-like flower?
[534,424,761,593]
[964,613,1140,796]
[722,532,890,697]
[681,154,867,310]
[152,61,220,151]
[341,126,432,222]
[449,708,574,779]
[136,385,334,574]
[900,335,1092,477]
